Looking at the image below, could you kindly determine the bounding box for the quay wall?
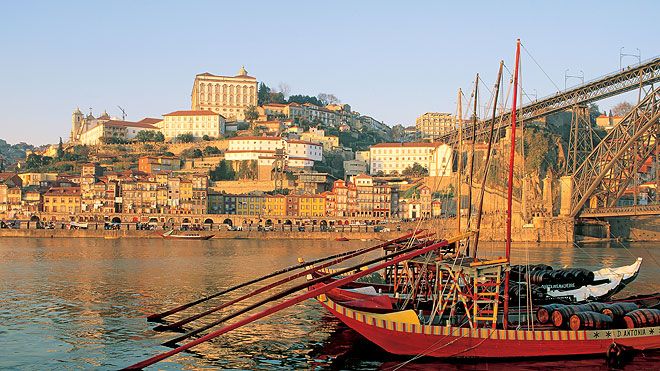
[0,216,575,242]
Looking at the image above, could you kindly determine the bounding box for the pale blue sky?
[0,0,657,145]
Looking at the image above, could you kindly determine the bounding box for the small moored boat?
[162,230,214,240]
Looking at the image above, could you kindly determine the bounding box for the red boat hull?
[319,297,660,358]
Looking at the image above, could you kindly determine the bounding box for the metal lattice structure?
[565,105,595,175]
[569,86,659,217]
[440,56,660,145]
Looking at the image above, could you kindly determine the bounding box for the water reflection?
[0,237,658,369]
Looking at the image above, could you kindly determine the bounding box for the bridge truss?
[441,56,660,144]
[569,85,659,217]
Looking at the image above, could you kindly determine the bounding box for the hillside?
[0,138,34,166]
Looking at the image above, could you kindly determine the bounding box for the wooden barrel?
[552,304,591,328]
[537,304,563,324]
[569,311,613,331]
[601,302,639,320]
[584,302,608,312]
[527,270,547,284]
[623,308,660,329]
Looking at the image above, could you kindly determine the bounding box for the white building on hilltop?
[224,136,323,179]
[158,110,226,140]
[369,142,452,177]
[191,66,258,122]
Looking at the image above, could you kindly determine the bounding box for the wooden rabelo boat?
[310,40,659,362]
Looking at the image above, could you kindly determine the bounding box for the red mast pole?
[503,39,521,328]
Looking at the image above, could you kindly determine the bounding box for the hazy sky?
[0,0,657,145]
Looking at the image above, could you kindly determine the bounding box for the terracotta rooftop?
[137,117,163,125]
[371,142,444,148]
[196,72,256,80]
[45,187,81,196]
[163,110,220,117]
[104,120,158,129]
[287,139,322,146]
[228,136,283,141]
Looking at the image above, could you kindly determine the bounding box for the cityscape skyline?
[1,0,658,145]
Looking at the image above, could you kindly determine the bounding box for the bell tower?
[71,107,84,142]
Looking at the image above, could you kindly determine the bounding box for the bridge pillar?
[560,175,573,216]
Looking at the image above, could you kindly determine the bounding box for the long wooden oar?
[159,237,445,347]
[146,231,424,322]
[154,237,436,331]
[121,239,448,370]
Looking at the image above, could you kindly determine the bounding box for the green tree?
[390,124,406,142]
[244,105,259,122]
[181,148,203,158]
[210,160,236,181]
[56,137,64,158]
[258,82,271,105]
[135,130,153,142]
[25,154,52,169]
[402,162,428,177]
[203,146,221,156]
[202,134,212,141]
[288,94,324,106]
[175,133,195,143]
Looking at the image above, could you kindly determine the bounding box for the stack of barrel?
[536,301,660,331]
[511,264,596,286]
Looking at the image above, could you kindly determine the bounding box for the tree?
[175,133,195,143]
[317,93,340,105]
[181,148,203,158]
[56,137,64,158]
[135,130,164,143]
[390,124,406,142]
[402,162,428,177]
[277,82,291,98]
[210,160,235,181]
[203,146,221,156]
[101,136,127,144]
[25,154,52,169]
[612,101,633,117]
[244,105,259,123]
[258,82,271,105]
[287,94,324,106]
[202,134,212,141]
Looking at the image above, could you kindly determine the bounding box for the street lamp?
[620,47,641,69]
[564,69,584,90]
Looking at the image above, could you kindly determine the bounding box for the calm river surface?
[1,237,658,370]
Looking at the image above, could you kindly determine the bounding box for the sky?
[0,0,657,145]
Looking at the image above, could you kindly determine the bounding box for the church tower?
[71,107,84,142]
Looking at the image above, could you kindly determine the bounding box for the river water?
[0,237,658,370]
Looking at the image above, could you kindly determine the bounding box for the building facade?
[191,67,258,122]
[159,110,226,139]
[369,142,452,177]
[78,120,159,145]
[416,112,455,138]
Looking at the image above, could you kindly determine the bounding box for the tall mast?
[456,89,463,233]
[504,39,521,328]
[472,61,504,258]
[466,74,478,255]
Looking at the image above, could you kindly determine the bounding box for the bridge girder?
[441,56,660,145]
[569,86,659,217]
